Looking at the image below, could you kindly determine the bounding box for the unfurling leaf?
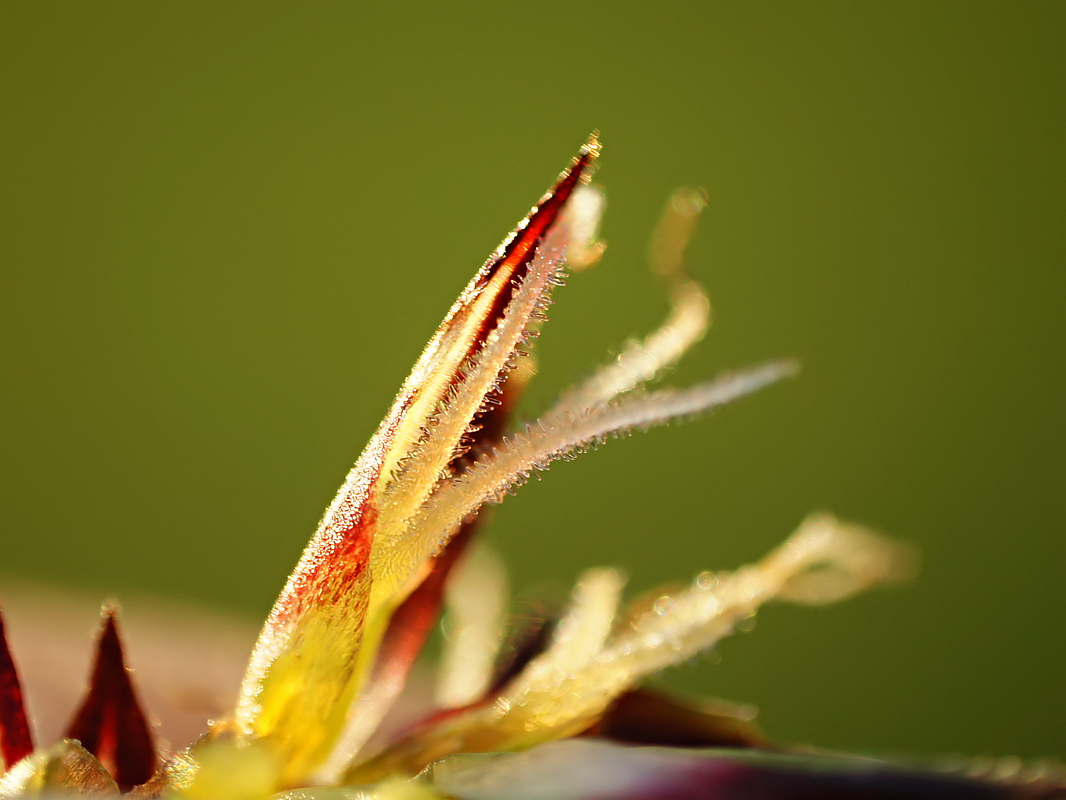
[234,137,600,785]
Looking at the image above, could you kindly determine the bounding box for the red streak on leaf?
[461,138,598,364]
[0,609,33,768]
[65,610,157,791]
[273,505,378,628]
[261,422,388,634]
[482,135,598,287]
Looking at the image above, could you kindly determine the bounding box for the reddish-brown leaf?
[584,687,766,749]
[65,609,157,791]
[0,608,33,769]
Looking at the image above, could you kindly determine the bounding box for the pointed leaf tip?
[65,608,157,791]
[0,609,34,770]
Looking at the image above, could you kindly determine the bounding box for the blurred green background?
[2,2,1062,760]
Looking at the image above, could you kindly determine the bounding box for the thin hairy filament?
[545,188,711,419]
[391,361,798,588]
[546,282,709,419]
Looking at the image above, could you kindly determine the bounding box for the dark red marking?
[583,687,766,749]
[268,459,386,632]
[65,611,157,791]
[461,139,599,374]
[476,137,599,291]
[293,505,377,613]
[0,609,33,768]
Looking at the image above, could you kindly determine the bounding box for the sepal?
[65,609,157,791]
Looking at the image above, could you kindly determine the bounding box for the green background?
[2,2,1062,760]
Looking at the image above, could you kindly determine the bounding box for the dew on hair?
[653,596,674,615]
[695,570,719,591]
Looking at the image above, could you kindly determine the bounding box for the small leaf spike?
[65,609,157,791]
[0,609,33,771]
